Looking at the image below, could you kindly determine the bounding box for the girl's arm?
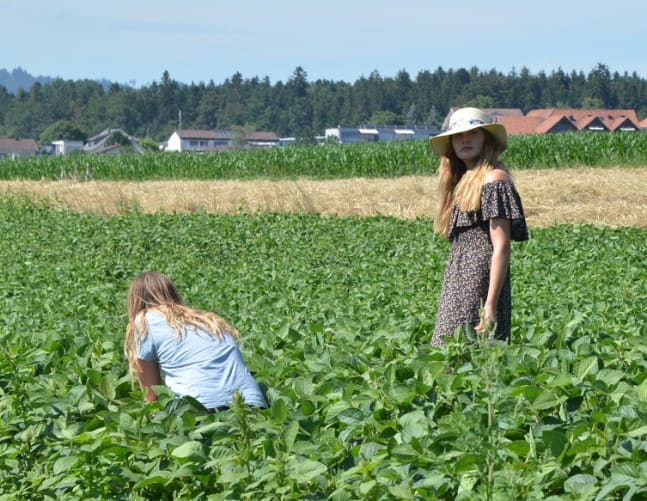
[478,217,511,332]
[478,167,512,332]
[136,358,162,402]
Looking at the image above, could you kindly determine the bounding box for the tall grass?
[1,132,646,181]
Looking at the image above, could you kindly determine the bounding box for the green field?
[0,196,645,499]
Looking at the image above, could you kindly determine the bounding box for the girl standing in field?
[430,107,528,347]
[124,272,266,410]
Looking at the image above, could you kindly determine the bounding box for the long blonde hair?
[124,272,240,377]
[434,131,501,238]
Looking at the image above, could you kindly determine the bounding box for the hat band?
[448,118,487,130]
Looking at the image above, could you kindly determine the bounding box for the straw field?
[1,166,645,228]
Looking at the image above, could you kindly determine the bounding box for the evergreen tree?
[0,63,645,140]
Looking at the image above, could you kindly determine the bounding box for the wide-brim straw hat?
[430,107,507,156]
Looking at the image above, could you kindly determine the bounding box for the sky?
[2,0,646,87]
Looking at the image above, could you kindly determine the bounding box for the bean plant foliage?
[0,199,645,499]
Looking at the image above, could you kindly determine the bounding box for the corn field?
[1,132,646,181]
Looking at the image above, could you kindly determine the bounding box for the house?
[377,126,439,142]
[165,129,232,152]
[165,129,280,152]
[481,108,641,136]
[51,140,84,155]
[83,128,145,154]
[245,131,280,148]
[496,114,578,135]
[640,117,647,130]
[525,108,641,132]
[0,137,38,159]
[534,115,578,134]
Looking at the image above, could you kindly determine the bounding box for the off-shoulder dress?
[431,179,528,347]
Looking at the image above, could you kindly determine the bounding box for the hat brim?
[429,123,507,156]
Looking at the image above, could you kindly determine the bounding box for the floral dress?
[431,179,528,347]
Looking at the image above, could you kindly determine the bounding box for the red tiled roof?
[576,115,608,131]
[609,117,640,131]
[495,116,544,135]
[526,108,555,119]
[527,108,639,130]
[534,115,577,134]
[0,137,38,153]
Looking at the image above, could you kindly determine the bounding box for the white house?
[165,129,232,152]
[52,140,84,155]
[164,129,279,152]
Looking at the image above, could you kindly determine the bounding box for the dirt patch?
[1,167,645,228]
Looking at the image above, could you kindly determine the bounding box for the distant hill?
[0,67,113,94]
[0,67,54,93]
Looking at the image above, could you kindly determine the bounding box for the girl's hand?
[476,304,497,333]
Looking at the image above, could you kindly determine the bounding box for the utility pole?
[178,109,182,130]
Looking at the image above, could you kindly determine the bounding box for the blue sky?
[2,0,646,86]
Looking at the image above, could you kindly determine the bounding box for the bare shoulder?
[484,164,511,184]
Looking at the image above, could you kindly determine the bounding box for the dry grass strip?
[1,167,645,228]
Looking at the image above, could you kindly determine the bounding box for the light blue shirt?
[136,310,266,409]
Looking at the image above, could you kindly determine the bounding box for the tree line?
[0,63,645,145]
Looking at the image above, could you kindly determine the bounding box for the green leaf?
[324,400,351,423]
[542,430,569,457]
[286,458,327,482]
[453,454,482,474]
[337,408,364,425]
[399,410,428,441]
[623,425,647,438]
[596,369,625,386]
[503,440,530,456]
[52,455,79,475]
[271,398,288,423]
[575,356,599,380]
[281,420,299,451]
[171,440,206,461]
[532,391,562,410]
[390,443,418,461]
[359,480,376,495]
[564,473,597,493]
[636,378,647,402]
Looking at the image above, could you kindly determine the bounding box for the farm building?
[164,129,279,152]
[525,108,641,132]
[165,130,232,152]
[83,128,145,154]
[52,140,84,156]
[324,125,438,144]
[0,137,39,159]
[441,108,642,135]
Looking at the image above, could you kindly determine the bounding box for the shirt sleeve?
[135,316,157,361]
[481,180,529,241]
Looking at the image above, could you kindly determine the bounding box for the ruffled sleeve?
[481,180,529,241]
